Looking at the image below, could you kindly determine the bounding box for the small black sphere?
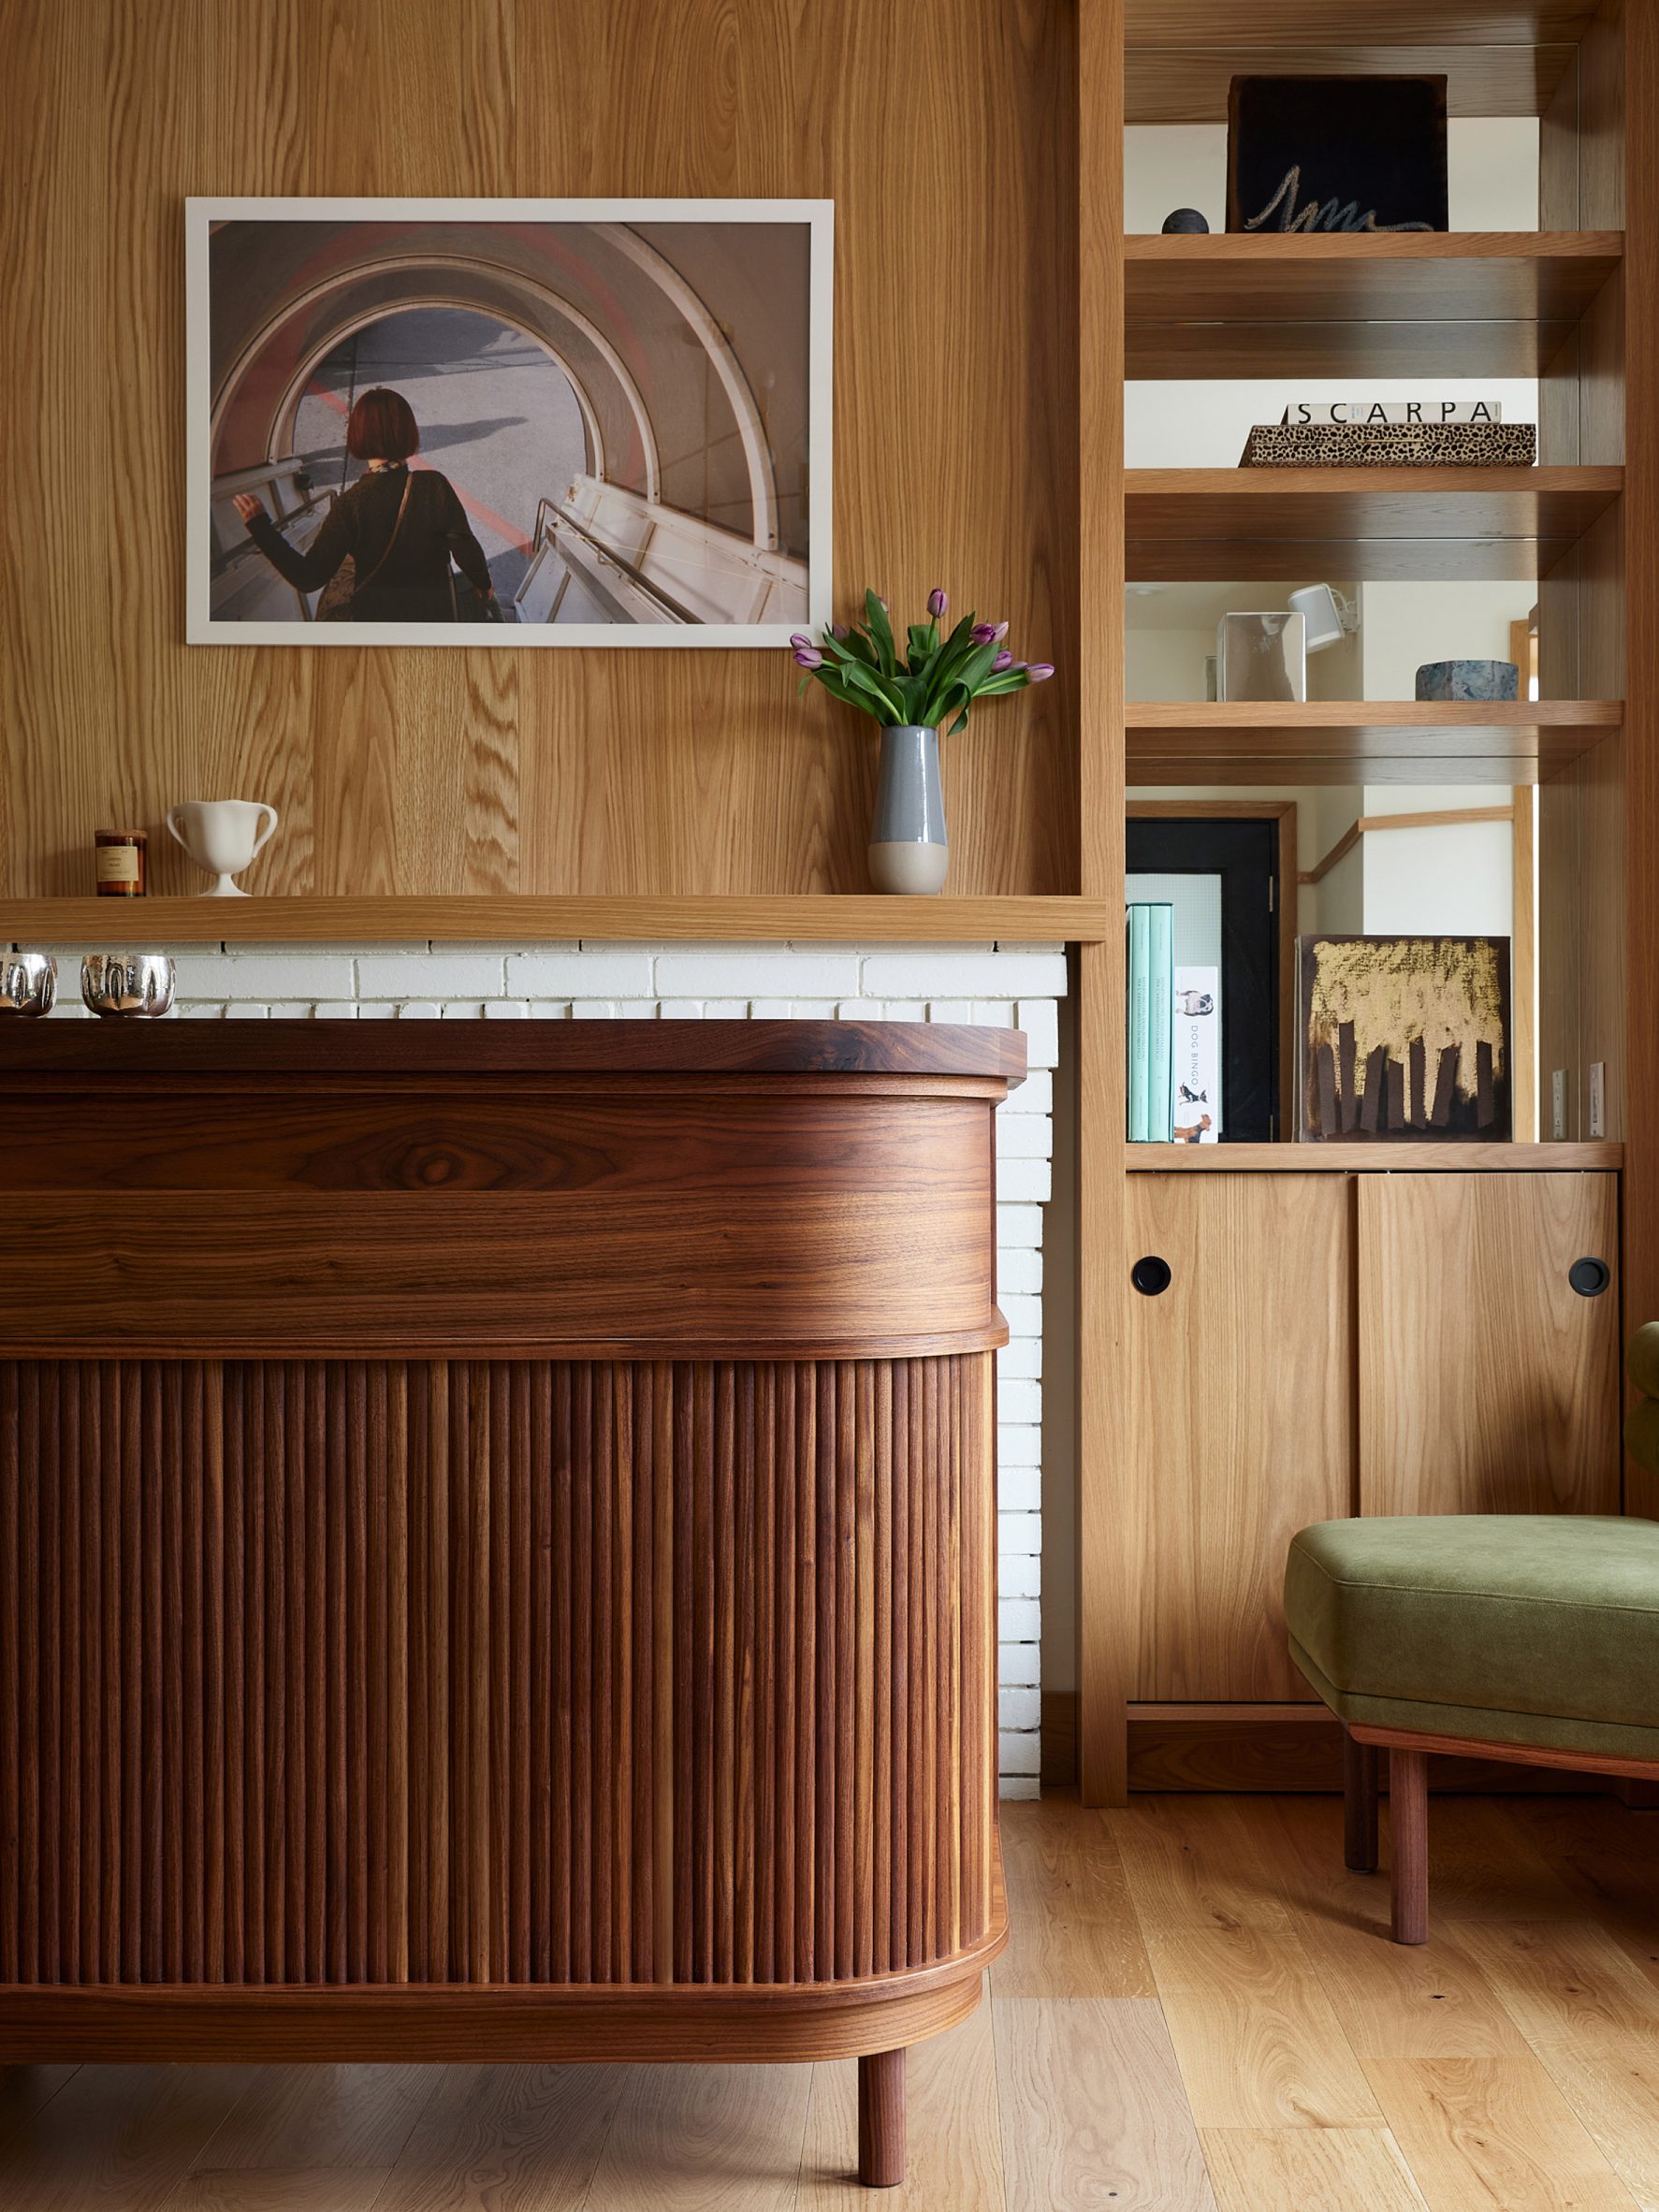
[1161,208,1211,234]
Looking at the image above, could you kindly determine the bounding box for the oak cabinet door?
[1126,1174,1355,1700]
[1358,1173,1621,1518]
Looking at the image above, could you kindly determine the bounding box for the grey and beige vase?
[868,724,948,895]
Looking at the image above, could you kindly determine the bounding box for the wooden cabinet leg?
[858,2048,906,2188]
[1390,1748,1429,1946]
[1343,1725,1379,1872]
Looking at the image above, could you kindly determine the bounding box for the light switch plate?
[1590,1061,1607,1139]
[1551,1070,1568,1141]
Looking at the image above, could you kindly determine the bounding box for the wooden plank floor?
[5,1789,1659,2206]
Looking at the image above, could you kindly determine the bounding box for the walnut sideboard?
[0,1018,1021,2188]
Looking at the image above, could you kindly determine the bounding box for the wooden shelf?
[1126,233,1622,380]
[0,895,1117,947]
[1127,699,1623,787]
[1124,3,1592,122]
[1125,1142,1623,1172]
[1126,467,1623,583]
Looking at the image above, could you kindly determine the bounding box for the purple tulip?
[970,623,997,646]
[1026,662,1055,682]
[991,620,1010,642]
[790,632,813,651]
[927,588,948,619]
[831,623,849,640]
[992,650,1013,673]
[794,647,824,669]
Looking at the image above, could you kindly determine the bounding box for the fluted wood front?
[0,1353,995,1994]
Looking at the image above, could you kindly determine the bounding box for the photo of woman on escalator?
[232,387,499,625]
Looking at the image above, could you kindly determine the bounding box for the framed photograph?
[1297,935,1512,1142]
[186,196,833,647]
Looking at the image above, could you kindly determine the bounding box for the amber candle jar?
[94,829,147,897]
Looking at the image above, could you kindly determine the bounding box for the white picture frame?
[185,196,833,648]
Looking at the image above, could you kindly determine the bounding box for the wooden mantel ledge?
[0,893,1116,946]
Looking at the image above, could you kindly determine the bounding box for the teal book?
[1127,904,1151,1142]
[1147,902,1173,1142]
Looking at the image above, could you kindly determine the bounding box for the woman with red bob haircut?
[233,387,499,624]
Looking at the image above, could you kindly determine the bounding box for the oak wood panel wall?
[1357,1174,1622,1519]
[0,0,1077,899]
[0,1353,994,1996]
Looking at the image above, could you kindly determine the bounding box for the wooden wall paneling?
[0,0,1076,898]
[1077,0,1128,1806]
[1124,1175,1354,1702]
[1356,1173,1622,1519]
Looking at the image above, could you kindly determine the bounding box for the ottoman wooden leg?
[858,2049,906,2188]
[1344,1725,1379,1873]
[1390,1748,1429,1945]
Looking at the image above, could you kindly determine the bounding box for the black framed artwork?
[1227,75,1449,235]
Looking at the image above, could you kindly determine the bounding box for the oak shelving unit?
[1080,0,1652,1803]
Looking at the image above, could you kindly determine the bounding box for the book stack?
[1240,399,1535,469]
[1127,903,1173,1142]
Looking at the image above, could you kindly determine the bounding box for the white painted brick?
[999,1597,1041,1642]
[999,1344,1042,1386]
[1000,1466,1041,1513]
[179,1003,226,1019]
[505,952,655,997]
[354,1002,398,1019]
[926,999,973,1024]
[998,1204,1044,1248]
[658,1000,706,1019]
[225,1004,269,1019]
[398,1001,442,1020]
[999,1642,1041,1686]
[837,999,884,1020]
[861,951,1067,997]
[571,999,618,1019]
[484,1001,529,1019]
[999,1556,1041,1603]
[268,1002,313,1018]
[357,953,506,998]
[997,1427,1042,1471]
[997,1158,1052,1203]
[999,1248,1042,1295]
[703,999,750,1019]
[175,953,356,998]
[528,1001,572,1019]
[1001,1294,1043,1340]
[313,1002,361,1018]
[999,1774,1041,1801]
[432,939,578,956]
[749,998,792,1018]
[999,1686,1041,1733]
[998,1731,1041,1775]
[654,954,860,999]
[995,941,1066,956]
[1002,1069,1053,1114]
[620,1003,658,1019]
[997,1119,1054,1164]
[790,999,840,1019]
[999,1510,1042,1557]
[972,1000,1016,1028]
[440,1002,484,1019]
[885,999,927,1020]
[1017,1000,1060,1067]
[1001,1379,1041,1427]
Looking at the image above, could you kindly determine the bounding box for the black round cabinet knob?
[1131,1255,1172,1297]
[1568,1256,1611,1298]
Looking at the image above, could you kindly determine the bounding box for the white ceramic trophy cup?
[165,800,280,896]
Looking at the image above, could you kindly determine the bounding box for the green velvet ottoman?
[1284,1513,1659,1944]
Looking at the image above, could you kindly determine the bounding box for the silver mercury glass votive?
[80,952,177,1018]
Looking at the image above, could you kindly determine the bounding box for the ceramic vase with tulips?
[789,588,1054,894]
